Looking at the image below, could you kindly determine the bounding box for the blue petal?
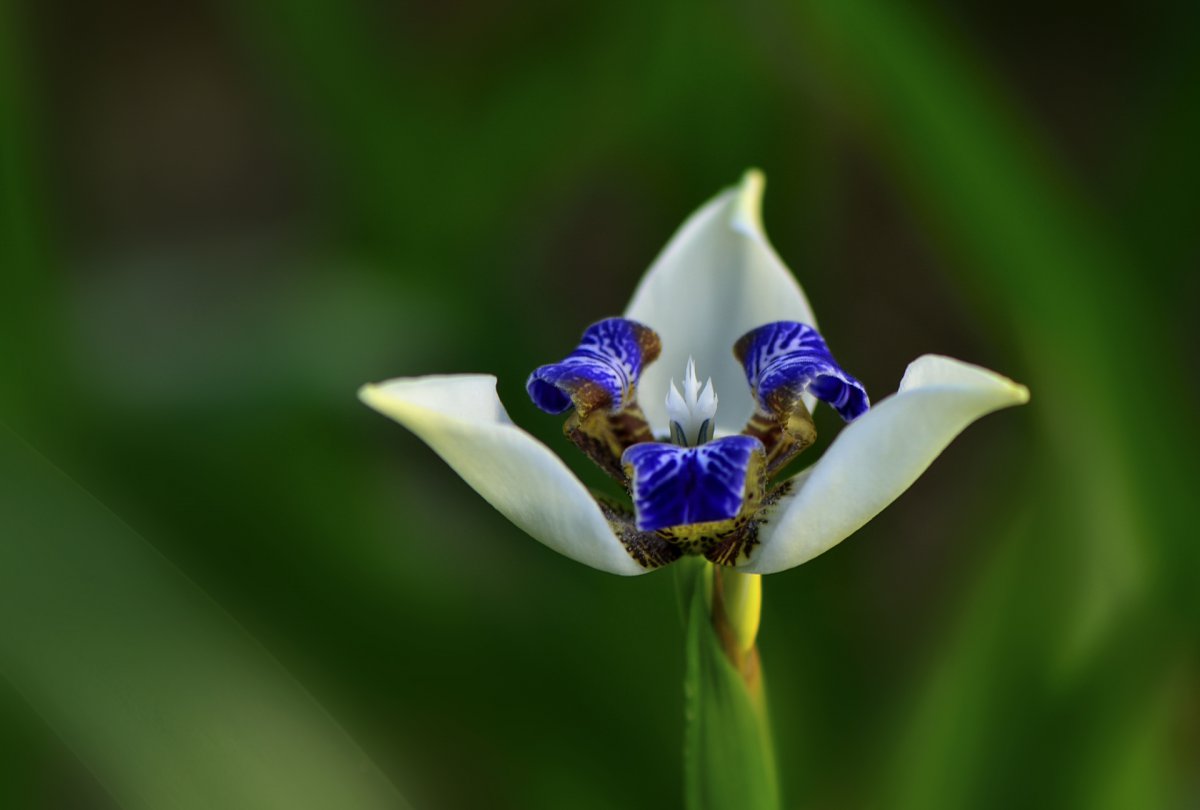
[622,436,762,532]
[527,318,660,415]
[736,321,869,422]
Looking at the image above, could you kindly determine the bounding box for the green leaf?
[0,426,410,810]
[680,560,779,810]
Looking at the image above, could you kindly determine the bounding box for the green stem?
[678,559,779,810]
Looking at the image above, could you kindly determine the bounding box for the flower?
[359,170,1029,576]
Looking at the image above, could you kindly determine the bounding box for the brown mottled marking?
[703,475,796,566]
[740,392,817,476]
[597,500,682,569]
[629,322,662,368]
[702,521,759,567]
[565,402,656,482]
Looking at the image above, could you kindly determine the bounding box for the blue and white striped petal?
[622,436,763,532]
[527,318,661,417]
[735,321,869,423]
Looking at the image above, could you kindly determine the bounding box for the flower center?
[665,356,717,446]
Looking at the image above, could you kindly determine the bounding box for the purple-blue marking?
[527,318,654,414]
[737,321,869,422]
[623,436,761,532]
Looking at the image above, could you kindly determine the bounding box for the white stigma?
[665,356,718,446]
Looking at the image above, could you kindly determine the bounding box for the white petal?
[625,170,818,436]
[359,375,650,576]
[740,356,1030,574]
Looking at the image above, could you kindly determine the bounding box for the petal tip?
[731,168,767,238]
[357,381,385,411]
[357,374,505,424]
[741,166,766,188]
[1011,382,1032,405]
[902,354,1030,407]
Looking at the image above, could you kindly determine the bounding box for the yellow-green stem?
[712,568,765,701]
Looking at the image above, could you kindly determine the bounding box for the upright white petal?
[625,170,818,436]
[359,375,650,576]
[740,356,1030,574]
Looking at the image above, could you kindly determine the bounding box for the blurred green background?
[2,0,1197,807]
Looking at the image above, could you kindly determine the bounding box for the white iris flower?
[359,171,1028,576]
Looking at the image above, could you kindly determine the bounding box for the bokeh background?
[2,0,1198,808]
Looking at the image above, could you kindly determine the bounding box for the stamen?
[666,356,718,446]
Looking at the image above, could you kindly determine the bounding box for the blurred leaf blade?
[0,0,68,434]
[0,426,410,810]
[772,0,1195,806]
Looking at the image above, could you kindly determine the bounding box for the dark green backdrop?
[2,0,1197,807]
